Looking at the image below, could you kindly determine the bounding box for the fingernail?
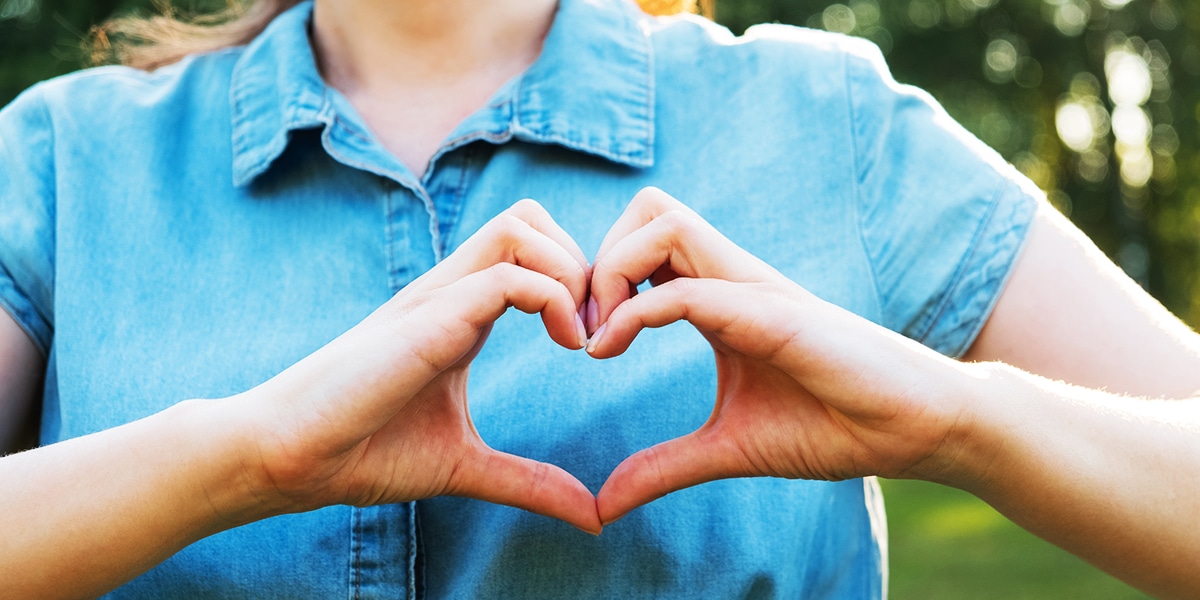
[600,513,625,528]
[575,313,587,349]
[586,323,607,355]
[586,298,599,334]
[575,523,603,536]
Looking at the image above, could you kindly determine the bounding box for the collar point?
[232,159,267,188]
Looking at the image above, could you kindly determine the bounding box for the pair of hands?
[242,187,970,534]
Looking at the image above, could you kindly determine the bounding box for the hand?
[239,200,602,533]
[587,188,972,525]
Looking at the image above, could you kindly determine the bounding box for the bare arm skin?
[965,203,1200,398]
[0,201,600,600]
[588,187,1200,600]
[0,311,42,456]
[949,363,1200,599]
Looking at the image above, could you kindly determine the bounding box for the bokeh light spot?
[1106,48,1152,107]
[1079,150,1110,183]
[1112,105,1150,146]
[822,4,857,34]
[1120,146,1154,188]
[907,0,942,29]
[985,39,1019,83]
[0,0,37,21]
[1150,0,1179,30]
[1056,102,1095,151]
[850,0,880,28]
[1048,0,1090,37]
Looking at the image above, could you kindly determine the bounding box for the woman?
[1,0,1197,597]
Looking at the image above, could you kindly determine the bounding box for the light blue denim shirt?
[0,0,1037,597]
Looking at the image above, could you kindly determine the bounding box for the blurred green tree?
[715,0,1200,325]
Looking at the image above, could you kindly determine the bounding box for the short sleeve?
[846,42,1038,358]
[0,86,57,355]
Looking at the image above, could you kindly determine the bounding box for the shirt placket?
[354,140,488,599]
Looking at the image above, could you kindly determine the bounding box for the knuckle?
[485,261,522,281]
[633,185,670,206]
[561,260,588,288]
[634,186,687,215]
[644,446,671,491]
[655,209,692,233]
[480,216,531,258]
[663,276,699,296]
[509,198,548,220]
[529,461,550,496]
[494,214,526,240]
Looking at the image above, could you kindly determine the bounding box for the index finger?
[590,191,781,330]
[593,187,694,266]
[421,199,592,306]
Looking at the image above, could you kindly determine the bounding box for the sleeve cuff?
[914,179,1039,358]
[0,269,52,357]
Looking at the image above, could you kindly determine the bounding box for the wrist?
[896,360,1012,488]
[912,361,1034,493]
[166,396,295,528]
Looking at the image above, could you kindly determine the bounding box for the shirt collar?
[229,0,655,187]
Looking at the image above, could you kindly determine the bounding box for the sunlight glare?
[1056,102,1094,152]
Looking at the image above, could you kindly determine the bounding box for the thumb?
[595,430,741,526]
[449,446,602,535]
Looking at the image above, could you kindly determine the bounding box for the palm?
[336,367,480,507]
[710,350,866,482]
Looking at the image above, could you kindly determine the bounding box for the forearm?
[0,397,279,599]
[941,362,1200,599]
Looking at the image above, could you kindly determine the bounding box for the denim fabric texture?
[0,0,1038,597]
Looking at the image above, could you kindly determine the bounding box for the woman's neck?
[312,0,555,96]
[310,0,557,178]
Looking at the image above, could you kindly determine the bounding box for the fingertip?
[561,477,604,535]
[574,520,604,536]
[594,485,634,528]
[594,460,639,526]
[585,323,607,357]
[634,185,668,200]
[632,186,688,214]
[531,280,589,351]
[574,313,587,350]
[585,297,599,335]
[598,507,628,528]
[509,197,546,216]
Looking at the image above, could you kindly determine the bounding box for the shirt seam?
[385,180,400,293]
[443,144,476,256]
[351,506,362,600]
[1,87,59,357]
[636,10,656,159]
[845,50,885,321]
[912,179,1007,350]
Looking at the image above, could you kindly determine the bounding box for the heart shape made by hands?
[272,187,954,536]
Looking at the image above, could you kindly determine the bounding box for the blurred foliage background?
[1,0,1186,597]
[714,0,1200,325]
